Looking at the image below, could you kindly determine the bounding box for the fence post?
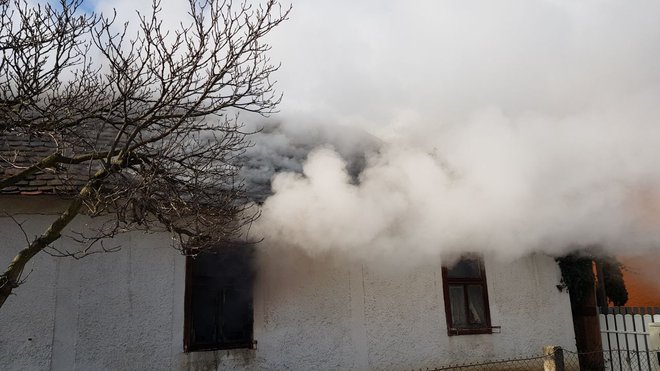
[543,345,565,371]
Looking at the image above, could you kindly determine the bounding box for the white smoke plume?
[92,0,660,263]
[245,0,660,263]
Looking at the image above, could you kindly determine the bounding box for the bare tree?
[0,0,289,309]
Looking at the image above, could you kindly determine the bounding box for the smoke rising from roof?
[244,0,660,263]
[94,0,660,263]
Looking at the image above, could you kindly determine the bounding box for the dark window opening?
[442,256,492,336]
[184,246,254,351]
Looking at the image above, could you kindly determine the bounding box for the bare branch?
[0,0,289,310]
[4,212,32,247]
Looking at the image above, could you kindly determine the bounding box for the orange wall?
[618,254,660,307]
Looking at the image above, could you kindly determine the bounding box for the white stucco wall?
[0,197,576,370]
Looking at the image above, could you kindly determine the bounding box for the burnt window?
[184,247,254,351]
[442,256,492,336]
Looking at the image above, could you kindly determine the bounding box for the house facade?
[0,196,577,370]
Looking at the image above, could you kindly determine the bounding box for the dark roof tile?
[1,130,110,195]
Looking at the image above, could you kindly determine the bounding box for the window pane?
[449,285,467,327]
[467,285,486,326]
[220,287,253,342]
[191,287,219,344]
[447,258,481,278]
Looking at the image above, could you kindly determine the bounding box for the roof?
[0,131,110,196]
[2,122,378,199]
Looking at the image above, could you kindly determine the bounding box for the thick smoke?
[240,121,380,201]
[245,0,660,263]
[92,0,660,263]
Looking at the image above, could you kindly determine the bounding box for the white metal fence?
[599,306,660,371]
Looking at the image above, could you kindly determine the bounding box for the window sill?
[448,326,501,336]
[185,340,257,353]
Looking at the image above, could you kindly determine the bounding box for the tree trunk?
[569,265,606,370]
